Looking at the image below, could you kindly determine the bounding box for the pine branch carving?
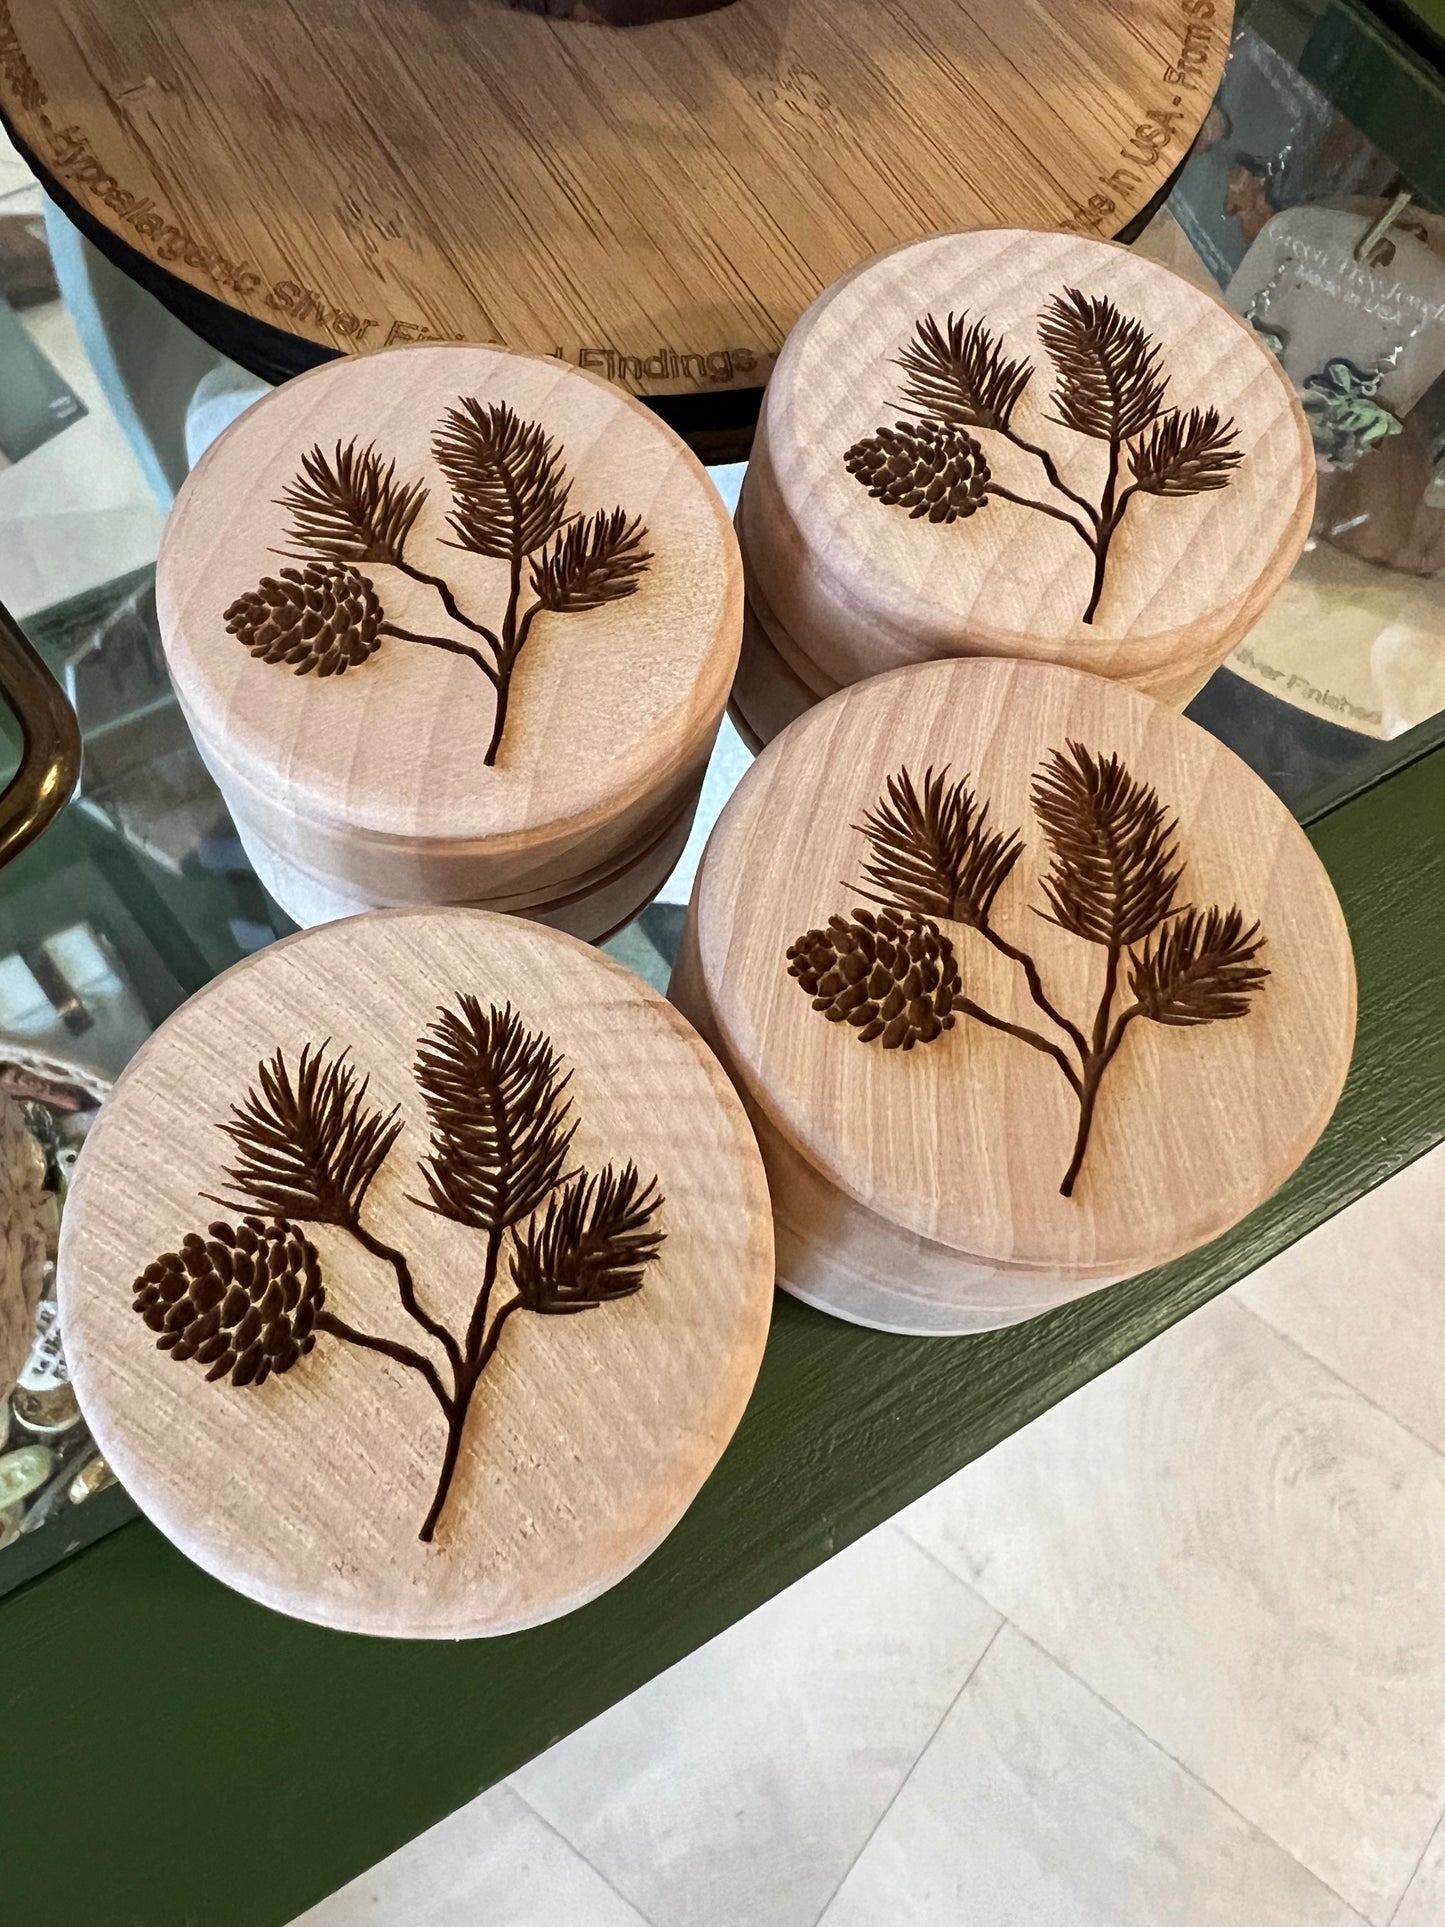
[432,399,572,561]
[276,440,428,566]
[789,750,1269,1196]
[1129,906,1268,1024]
[1030,742,1183,949]
[846,289,1242,625]
[510,1163,665,1311]
[1128,407,1244,496]
[852,766,1022,928]
[412,998,577,1233]
[895,312,1033,433]
[238,404,652,766]
[532,508,652,612]
[210,1042,401,1227]
[1037,288,1168,444]
[136,1002,665,1544]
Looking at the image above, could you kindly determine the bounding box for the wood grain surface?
[735,575,1230,752]
[678,659,1354,1321]
[157,343,740,919]
[57,909,773,1637]
[4,732,1443,1927]
[233,781,697,942]
[0,0,1230,397]
[737,228,1313,717]
[730,592,821,754]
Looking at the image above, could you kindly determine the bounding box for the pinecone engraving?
[788,754,1269,1195]
[232,409,655,767]
[787,907,960,1049]
[842,420,991,524]
[223,562,383,677]
[846,295,1242,622]
[131,1009,666,1544]
[133,1216,324,1387]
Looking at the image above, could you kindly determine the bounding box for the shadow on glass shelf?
[1187,664,1445,819]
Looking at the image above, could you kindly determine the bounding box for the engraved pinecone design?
[786,907,960,1049]
[223,563,383,676]
[132,1216,324,1387]
[843,420,991,523]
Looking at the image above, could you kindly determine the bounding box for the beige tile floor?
[296,1142,1445,1927]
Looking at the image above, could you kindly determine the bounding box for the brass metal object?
[0,599,82,871]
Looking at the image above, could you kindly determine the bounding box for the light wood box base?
[233,785,698,944]
[58,908,775,1637]
[157,341,742,948]
[733,586,1226,754]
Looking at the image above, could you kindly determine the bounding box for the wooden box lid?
[157,344,741,905]
[738,229,1314,702]
[57,910,773,1638]
[685,659,1354,1291]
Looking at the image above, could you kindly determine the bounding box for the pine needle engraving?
[844,292,1243,625]
[136,1008,665,1543]
[786,751,1268,1196]
[222,405,653,767]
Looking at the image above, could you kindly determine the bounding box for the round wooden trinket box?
[732,229,1314,749]
[157,344,742,938]
[672,659,1355,1334]
[57,910,773,1637]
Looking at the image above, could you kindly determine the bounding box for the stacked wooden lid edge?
[734,229,1314,746]
[676,658,1354,1334]
[158,342,742,936]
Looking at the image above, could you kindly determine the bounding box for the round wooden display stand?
[156,342,741,938]
[57,909,774,1638]
[672,658,1355,1334]
[732,228,1314,749]
[0,0,1229,414]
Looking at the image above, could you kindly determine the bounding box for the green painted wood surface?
[4,740,1445,1927]
[1301,3,1445,206]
